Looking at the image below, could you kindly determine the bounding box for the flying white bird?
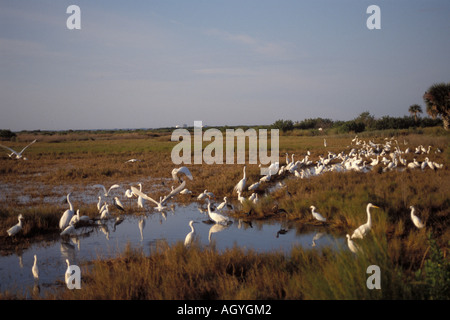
[7,214,24,236]
[131,180,186,212]
[351,203,380,239]
[410,206,425,229]
[310,205,326,222]
[171,166,194,183]
[93,184,120,197]
[0,139,37,160]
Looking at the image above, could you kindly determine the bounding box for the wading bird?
[113,197,125,212]
[7,214,24,236]
[59,193,75,230]
[310,205,326,222]
[184,220,196,247]
[410,206,425,229]
[0,139,37,160]
[217,197,233,211]
[346,234,361,254]
[233,165,247,194]
[206,197,231,225]
[351,203,379,239]
[131,180,186,212]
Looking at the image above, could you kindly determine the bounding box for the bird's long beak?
[373,205,380,209]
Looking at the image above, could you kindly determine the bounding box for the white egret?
[248,181,260,191]
[197,189,214,201]
[7,214,24,236]
[113,197,125,212]
[96,196,102,211]
[135,183,145,209]
[410,206,425,229]
[233,165,246,194]
[206,198,231,225]
[351,203,380,239]
[184,220,196,247]
[0,139,37,160]
[310,205,326,222]
[93,184,120,197]
[32,254,39,281]
[237,191,245,204]
[59,193,75,230]
[131,180,186,212]
[70,209,90,225]
[172,166,194,183]
[180,188,193,195]
[346,234,361,254]
[60,221,76,236]
[100,204,110,219]
[217,197,233,210]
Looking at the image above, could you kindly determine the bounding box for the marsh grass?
[1,129,448,299]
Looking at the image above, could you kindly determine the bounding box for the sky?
[0,0,449,131]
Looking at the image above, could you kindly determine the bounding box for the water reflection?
[0,202,345,296]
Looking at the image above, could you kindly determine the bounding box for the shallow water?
[0,201,345,297]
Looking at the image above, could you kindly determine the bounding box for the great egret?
[310,205,326,222]
[131,180,186,212]
[7,214,24,236]
[59,193,74,230]
[410,206,425,229]
[184,220,196,247]
[0,139,37,160]
[206,198,231,225]
[113,197,125,212]
[32,254,39,281]
[233,166,247,194]
[237,191,245,204]
[172,166,194,183]
[180,188,193,195]
[351,203,379,239]
[346,234,361,254]
[93,184,120,197]
[197,189,214,200]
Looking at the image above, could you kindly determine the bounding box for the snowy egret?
[351,203,379,239]
[217,197,233,210]
[7,214,24,236]
[184,220,196,247]
[410,206,425,229]
[59,193,74,230]
[100,204,110,219]
[310,206,326,222]
[0,139,36,160]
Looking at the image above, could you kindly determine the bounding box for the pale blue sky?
[1,0,449,131]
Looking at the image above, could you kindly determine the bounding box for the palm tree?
[408,104,422,123]
[423,82,450,130]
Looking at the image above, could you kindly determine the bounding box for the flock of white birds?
[2,134,444,285]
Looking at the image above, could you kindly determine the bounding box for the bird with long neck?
[233,165,247,194]
[351,203,379,239]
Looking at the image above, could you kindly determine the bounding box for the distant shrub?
[0,129,16,140]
